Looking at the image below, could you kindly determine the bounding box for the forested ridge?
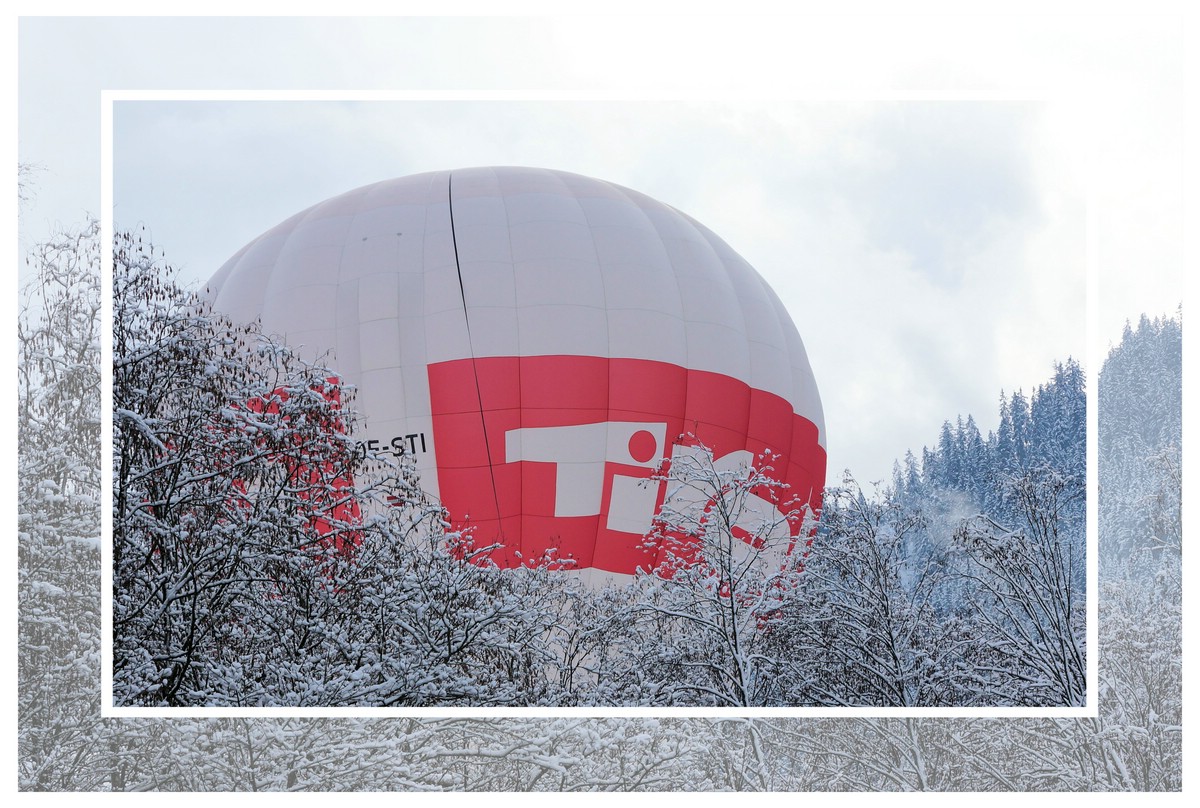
[17,226,1181,789]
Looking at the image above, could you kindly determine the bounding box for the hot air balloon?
[207,167,826,585]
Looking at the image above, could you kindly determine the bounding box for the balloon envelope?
[207,167,826,582]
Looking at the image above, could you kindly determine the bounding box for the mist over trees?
[17,225,1181,789]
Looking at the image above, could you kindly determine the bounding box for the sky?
[15,9,1188,487]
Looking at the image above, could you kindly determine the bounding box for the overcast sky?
[16,11,1186,486]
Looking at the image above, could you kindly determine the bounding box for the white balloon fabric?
[207,167,826,581]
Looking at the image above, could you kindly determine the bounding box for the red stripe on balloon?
[430,355,825,576]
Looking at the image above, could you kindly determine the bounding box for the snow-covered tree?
[1097,313,1182,560]
[111,230,569,707]
[18,222,108,788]
[953,466,1086,706]
[773,476,970,706]
[111,229,390,704]
[620,439,812,707]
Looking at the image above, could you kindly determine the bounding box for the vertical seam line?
[447,171,505,539]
